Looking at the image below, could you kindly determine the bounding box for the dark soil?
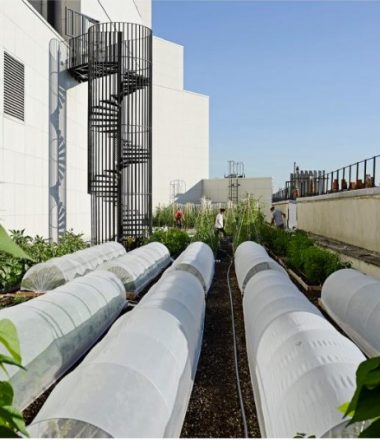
[0,292,41,309]
[181,241,260,438]
[23,383,56,425]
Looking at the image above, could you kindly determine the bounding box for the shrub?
[146,228,190,257]
[287,232,314,272]
[55,230,88,256]
[258,226,349,285]
[0,255,27,293]
[302,246,348,285]
[271,229,291,257]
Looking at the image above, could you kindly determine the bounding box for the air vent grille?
[4,52,25,121]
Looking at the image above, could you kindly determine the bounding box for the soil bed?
[181,241,260,438]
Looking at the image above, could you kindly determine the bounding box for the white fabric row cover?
[165,241,214,293]
[21,242,126,292]
[235,243,365,438]
[322,268,380,357]
[28,268,208,438]
[98,242,171,293]
[234,240,287,293]
[0,271,126,411]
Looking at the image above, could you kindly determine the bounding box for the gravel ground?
[181,242,260,438]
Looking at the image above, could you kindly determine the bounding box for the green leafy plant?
[339,357,380,437]
[232,197,263,249]
[55,230,88,256]
[192,204,219,254]
[153,203,211,230]
[145,228,191,257]
[302,246,348,285]
[287,232,314,272]
[0,227,34,262]
[0,319,28,437]
[257,225,349,285]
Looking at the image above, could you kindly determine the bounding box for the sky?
[152,0,380,191]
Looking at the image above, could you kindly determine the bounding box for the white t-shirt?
[215,213,224,229]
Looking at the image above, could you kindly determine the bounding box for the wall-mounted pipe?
[28,265,212,437]
[236,241,365,438]
[0,271,126,410]
[21,242,126,292]
[165,241,214,293]
[234,241,287,293]
[321,268,380,357]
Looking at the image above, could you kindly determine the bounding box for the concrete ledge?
[297,187,380,203]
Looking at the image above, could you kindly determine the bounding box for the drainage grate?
[4,52,25,121]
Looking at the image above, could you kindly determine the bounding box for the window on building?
[3,52,25,121]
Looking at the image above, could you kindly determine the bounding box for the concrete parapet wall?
[296,187,380,253]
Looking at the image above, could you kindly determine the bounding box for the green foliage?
[0,256,27,293]
[287,232,314,272]
[258,226,349,285]
[339,357,380,438]
[271,229,290,257]
[232,197,263,249]
[153,206,175,228]
[146,229,191,258]
[0,229,88,293]
[55,231,88,257]
[302,246,348,285]
[0,227,34,262]
[192,206,219,254]
[153,204,202,229]
[0,319,28,437]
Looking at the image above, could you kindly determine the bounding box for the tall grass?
[152,197,264,254]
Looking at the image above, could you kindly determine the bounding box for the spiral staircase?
[67,17,152,245]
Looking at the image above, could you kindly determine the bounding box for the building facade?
[0,0,209,241]
[176,177,273,221]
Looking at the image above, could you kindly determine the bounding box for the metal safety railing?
[65,7,99,38]
[273,155,379,202]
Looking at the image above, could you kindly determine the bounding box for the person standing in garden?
[270,206,286,229]
[215,208,226,238]
[175,208,184,228]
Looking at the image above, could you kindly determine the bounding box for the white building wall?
[81,0,143,26]
[0,0,56,236]
[65,82,90,235]
[0,0,209,237]
[152,37,209,208]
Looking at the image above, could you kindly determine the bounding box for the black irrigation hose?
[222,248,249,438]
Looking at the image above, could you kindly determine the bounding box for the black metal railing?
[273,155,379,202]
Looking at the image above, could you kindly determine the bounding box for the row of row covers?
[0,241,171,410]
[20,240,172,295]
[235,241,369,438]
[28,242,215,437]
